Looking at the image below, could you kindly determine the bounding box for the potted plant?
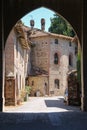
[20,88,26,102]
[24,86,31,101]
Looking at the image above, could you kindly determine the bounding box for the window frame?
[54,53,58,64]
[54,79,60,89]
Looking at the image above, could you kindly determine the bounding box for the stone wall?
[68,70,80,106]
[28,75,48,96]
[49,37,77,95]
[5,26,31,105]
[30,37,49,72]
[30,34,77,96]
[5,29,15,76]
[5,78,15,106]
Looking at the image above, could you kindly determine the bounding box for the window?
[32,81,34,86]
[69,54,73,66]
[69,41,72,46]
[55,39,58,44]
[54,53,58,64]
[54,79,60,89]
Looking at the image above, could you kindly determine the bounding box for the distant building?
[28,29,77,96]
[5,20,78,105]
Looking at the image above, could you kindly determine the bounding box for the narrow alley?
[0,96,87,130]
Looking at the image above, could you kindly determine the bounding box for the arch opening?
[3,6,81,111]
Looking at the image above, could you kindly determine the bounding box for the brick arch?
[3,0,82,43]
[1,0,84,112]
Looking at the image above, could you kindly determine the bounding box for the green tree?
[48,14,75,37]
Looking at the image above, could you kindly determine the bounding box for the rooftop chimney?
[30,20,34,29]
[41,18,45,31]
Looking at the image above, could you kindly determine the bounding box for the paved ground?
[0,96,87,130]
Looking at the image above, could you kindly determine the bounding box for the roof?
[29,28,74,41]
[14,22,76,48]
[67,69,77,75]
[14,22,30,49]
[29,65,48,76]
[71,35,79,44]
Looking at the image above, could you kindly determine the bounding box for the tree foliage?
[48,14,75,37]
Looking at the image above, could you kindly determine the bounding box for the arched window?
[69,54,73,66]
[32,81,34,86]
[54,79,60,89]
[69,41,72,46]
[54,53,58,64]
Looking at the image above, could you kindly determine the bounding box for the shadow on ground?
[0,111,87,130]
[1,97,87,130]
[44,98,80,111]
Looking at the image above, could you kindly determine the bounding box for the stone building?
[28,28,77,96]
[5,20,77,105]
[5,21,31,105]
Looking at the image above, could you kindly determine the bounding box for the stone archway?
[3,0,82,42]
[1,0,87,112]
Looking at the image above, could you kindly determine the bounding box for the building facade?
[28,29,77,96]
[5,21,77,105]
[5,21,31,105]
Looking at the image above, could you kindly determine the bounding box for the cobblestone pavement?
[0,96,87,130]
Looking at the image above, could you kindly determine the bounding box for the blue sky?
[21,7,56,32]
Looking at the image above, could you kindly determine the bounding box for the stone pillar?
[82,0,87,111]
[0,0,5,111]
[0,43,4,112]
